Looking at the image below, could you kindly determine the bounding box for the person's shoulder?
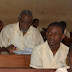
[33,41,46,51]
[61,42,69,50]
[30,26,40,32]
[2,22,19,31]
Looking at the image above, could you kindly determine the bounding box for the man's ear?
[62,34,65,40]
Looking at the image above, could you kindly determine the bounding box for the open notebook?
[13,48,32,55]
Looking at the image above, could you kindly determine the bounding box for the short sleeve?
[30,48,42,68]
[56,68,68,72]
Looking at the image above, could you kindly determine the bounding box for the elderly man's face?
[19,14,32,32]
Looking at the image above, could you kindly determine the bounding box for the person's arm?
[33,29,44,45]
[0,26,16,52]
[30,47,42,68]
[1,44,16,52]
[56,68,68,72]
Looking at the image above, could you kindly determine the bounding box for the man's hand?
[7,44,16,52]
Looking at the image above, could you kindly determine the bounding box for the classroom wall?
[0,0,72,32]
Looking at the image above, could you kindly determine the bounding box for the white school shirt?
[30,41,69,69]
[0,22,44,50]
[37,26,43,32]
[64,29,70,38]
[56,68,68,72]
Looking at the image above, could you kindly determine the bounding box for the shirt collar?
[45,40,64,50]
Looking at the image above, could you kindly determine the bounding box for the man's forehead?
[21,15,32,21]
[48,25,61,28]
[22,14,32,18]
[47,26,62,31]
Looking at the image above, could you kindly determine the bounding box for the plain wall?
[0,0,72,32]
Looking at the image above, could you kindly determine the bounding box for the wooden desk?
[0,52,57,72]
[0,69,56,72]
[0,52,31,68]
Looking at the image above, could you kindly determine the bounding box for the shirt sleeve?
[32,28,44,46]
[64,29,70,38]
[56,68,68,72]
[0,27,11,47]
[25,27,44,48]
[30,48,42,68]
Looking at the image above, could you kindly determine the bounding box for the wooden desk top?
[0,52,31,68]
[0,69,56,72]
[0,53,57,72]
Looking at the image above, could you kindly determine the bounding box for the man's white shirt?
[0,22,44,50]
[30,41,69,69]
[55,68,68,72]
[64,29,70,38]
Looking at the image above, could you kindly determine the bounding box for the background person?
[32,18,43,32]
[60,21,72,47]
[60,21,70,38]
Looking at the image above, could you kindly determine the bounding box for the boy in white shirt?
[30,22,69,69]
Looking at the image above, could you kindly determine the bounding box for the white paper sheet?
[13,48,32,55]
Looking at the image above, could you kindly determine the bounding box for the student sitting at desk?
[60,21,70,38]
[30,22,69,69]
[0,10,44,52]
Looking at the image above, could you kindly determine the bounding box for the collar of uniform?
[45,40,51,50]
[45,41,64,50]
